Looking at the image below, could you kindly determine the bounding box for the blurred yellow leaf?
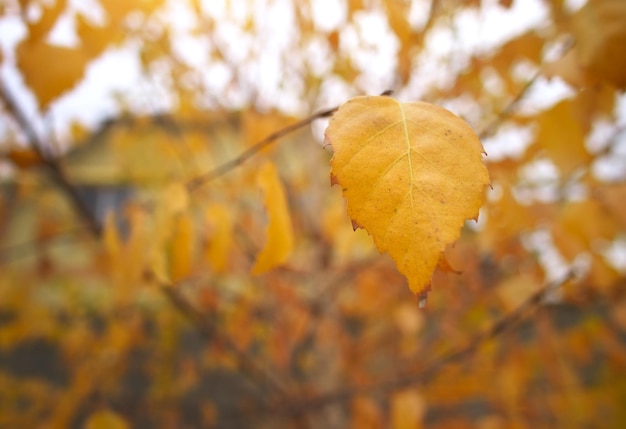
[76,15,115,56]
[252,162,294,274]
[325,96,489,295]
[5,147,45,169]
[535,99,591,176]
[16,42,92,110]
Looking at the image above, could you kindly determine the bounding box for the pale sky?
[0,0,588,138]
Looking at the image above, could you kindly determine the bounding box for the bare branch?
[478,70,539,140]
[185,106,337,192]
[0,79,102,236]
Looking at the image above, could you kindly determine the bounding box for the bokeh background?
[1,0,625,428]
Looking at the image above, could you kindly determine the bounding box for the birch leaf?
[325,96,489,296]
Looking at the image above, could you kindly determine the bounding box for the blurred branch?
[0,79,102,236]
[185,106,337,192]
[476,34,571,141]
[478,71,540,140]
[281,270,576,416]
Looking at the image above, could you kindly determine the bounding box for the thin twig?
[185,106,338,192]
[478,71,540,140]
[0,79,102,236]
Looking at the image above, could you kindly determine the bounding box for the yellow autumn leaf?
[16,42,93,110]
[252,162,294,275]
[325,96,489,295]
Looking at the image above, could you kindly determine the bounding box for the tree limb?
[185,106,338,192]
[0,79,102,236]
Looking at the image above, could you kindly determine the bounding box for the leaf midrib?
[398,101,415,219]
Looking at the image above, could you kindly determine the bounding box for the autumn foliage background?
[1,0,626,428]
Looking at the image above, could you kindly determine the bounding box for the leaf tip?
[417,285,431,308]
